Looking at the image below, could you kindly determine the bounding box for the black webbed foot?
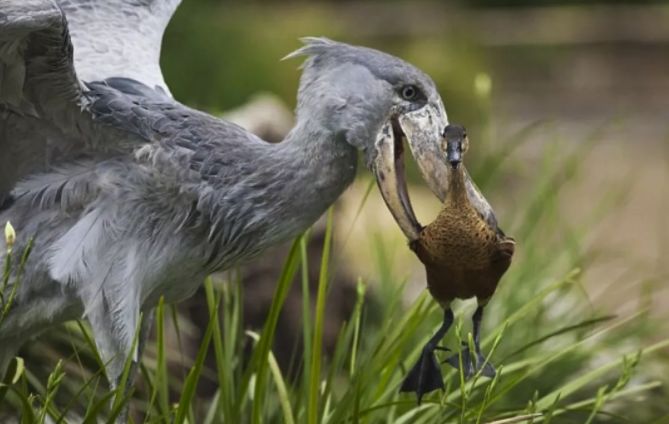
[445,342,496,379]
[445,304,496,380]
[399,346,446,404]
[400,308,454,404]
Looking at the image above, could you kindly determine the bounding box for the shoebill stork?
[0,0,459,387]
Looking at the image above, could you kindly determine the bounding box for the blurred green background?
[159,0,669,420]
[6,0,669,422]
[161,0,668,316]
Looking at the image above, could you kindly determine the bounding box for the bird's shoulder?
[85,77,262,150]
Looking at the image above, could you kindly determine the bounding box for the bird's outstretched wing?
[1,0,83,201]
[59,0,181,94]
[0,0,181,202]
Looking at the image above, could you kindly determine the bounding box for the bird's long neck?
[445,165,469,205]
[281,120,358,209]
[243,118,358,248]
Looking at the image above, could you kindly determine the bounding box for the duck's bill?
[372,120,422,241]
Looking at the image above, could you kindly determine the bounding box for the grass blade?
[173,296,218,424]
[307,208,334,424]
[246,235,303,423]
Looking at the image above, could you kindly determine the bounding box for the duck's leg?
[400,307,454,404]
[445,304,496,379]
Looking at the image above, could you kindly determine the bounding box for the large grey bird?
[0,0,491,389]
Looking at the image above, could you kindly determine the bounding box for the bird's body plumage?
[1,70,358,379]
[411,164,515,304]
[0,0,453,389]
[0,0,359,378]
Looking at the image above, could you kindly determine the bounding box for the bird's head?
[441,124,469,170]
[286,37,452,240]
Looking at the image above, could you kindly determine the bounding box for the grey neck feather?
[278,118,358,214]
[209,113,358,266]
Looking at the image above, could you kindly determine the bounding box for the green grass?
[1,120,668,423]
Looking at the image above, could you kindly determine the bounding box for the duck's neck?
[445,165,469,205]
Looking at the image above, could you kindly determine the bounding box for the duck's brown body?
[399,124,515,403]
[410,166,515,305]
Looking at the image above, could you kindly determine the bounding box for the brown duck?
[399,124,515,403]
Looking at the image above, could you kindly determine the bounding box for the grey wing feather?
[0,0,81,117]
[0,0,197,373]
[57,0,181,94]
[0,0,181,201]
[0,0,86,200]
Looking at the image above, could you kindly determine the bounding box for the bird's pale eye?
[400,85,419,101]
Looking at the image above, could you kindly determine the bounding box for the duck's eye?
[400,85,418,101]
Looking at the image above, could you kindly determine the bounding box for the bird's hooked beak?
[398,101,451,202]
[372,120,422,240]
[371,101,450,240]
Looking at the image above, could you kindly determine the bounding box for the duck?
[400,124,516,403]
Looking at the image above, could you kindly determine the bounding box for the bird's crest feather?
[282,37,338,65]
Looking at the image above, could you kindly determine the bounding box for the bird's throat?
[255,121,357,244]
[445,165,468,205]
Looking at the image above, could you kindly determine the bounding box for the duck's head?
[442,124,469,170]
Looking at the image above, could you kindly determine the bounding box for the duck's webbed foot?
[445,305,496,379]
[399,308,454,404]
[400,345,447,403]
[445,343,496,379]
